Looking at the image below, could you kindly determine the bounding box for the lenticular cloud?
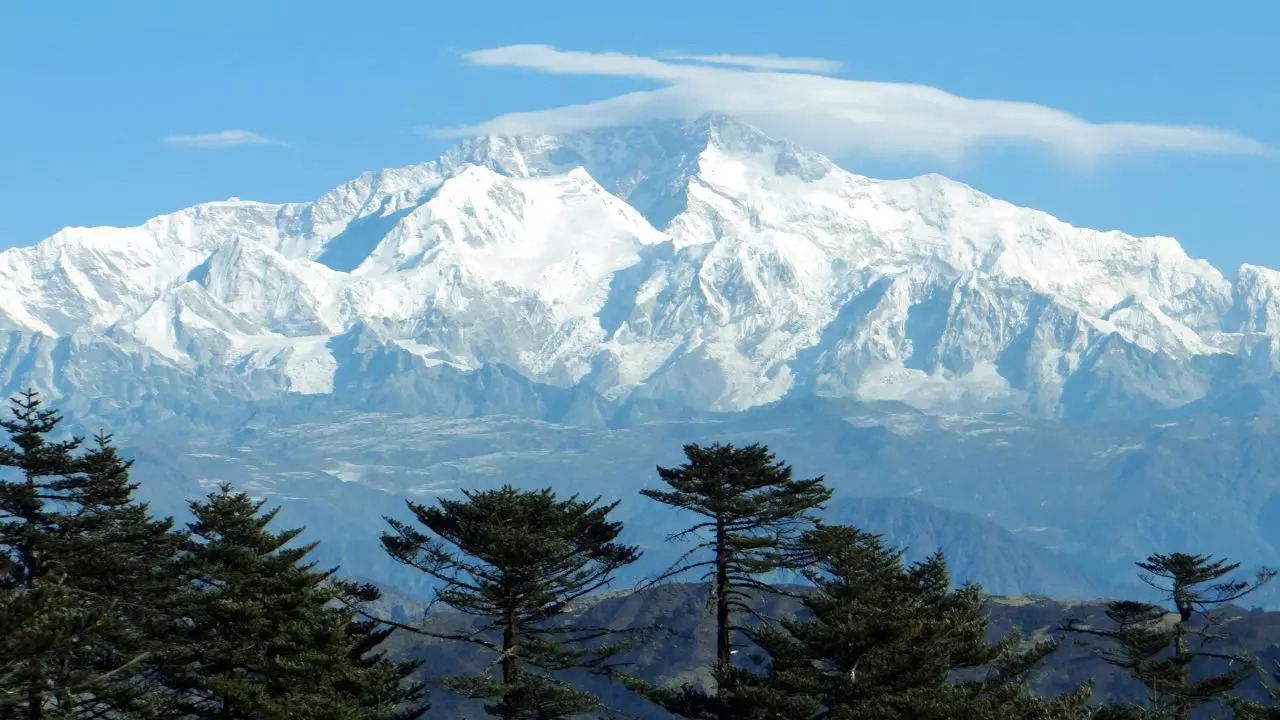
[439,44,1274,163]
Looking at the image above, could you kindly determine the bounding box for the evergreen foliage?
[1232,661,1280,719]
[0,558,121,718]
[723,523,1094,719]
[0,390,175,719]
[57,431,185,719]
[155,483,428,720]
[380,485,639,720]
[630,442,831,718]
[1064,552,1275,720]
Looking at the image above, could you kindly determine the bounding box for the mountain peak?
[690,112,774,151]
[436,115,836,229]
[0,114,1266,421]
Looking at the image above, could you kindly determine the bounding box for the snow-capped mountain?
[12,114,1280,605]
[3,114,1277,421]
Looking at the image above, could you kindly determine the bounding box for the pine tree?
[0,389,168,719]
[629,442,831,718]
[380,485,640,720]
[724,523,1094,720]
[157,483,428,720]
[1063,552,1274,720]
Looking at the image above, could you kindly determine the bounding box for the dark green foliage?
[57,432,186,719]
[0,391,83,591]
[339,580,435,719]
[0,558,116,716]
[718,523,1094,719]
[1232,660,1280,719]
[2,392,425,719]
[0,390,178,719]
[381,485,639,719]
[1064,552,1274,720]
[156,483,428,720]
[631,442,831,717]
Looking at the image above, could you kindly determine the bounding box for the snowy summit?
[3,115,1278,421]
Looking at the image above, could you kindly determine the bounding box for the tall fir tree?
[724,523,1095,720]
[380,485,640,720]
[0,390,175,719]
[55,432,185,719]
[1064,552,1274,720]
[629,442,831,718]
[156,483,428,720]
[1,389,82,720]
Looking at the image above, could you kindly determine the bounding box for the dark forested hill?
[375,582,1280,719]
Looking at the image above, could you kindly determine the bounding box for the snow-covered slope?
[0,115,1271,420]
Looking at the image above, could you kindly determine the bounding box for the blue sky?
[2,0,1276,270]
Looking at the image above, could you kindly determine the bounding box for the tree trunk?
[502,605,520,719]
[23,473,41,720]
[1173,616,1189,720]
[23,675,41,720]
[714,515,731,675]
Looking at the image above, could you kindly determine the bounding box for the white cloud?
[659,52,843,74]
[443,45,1274,162]
[161,130,285,149]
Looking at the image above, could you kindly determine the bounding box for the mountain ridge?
[2,113,1276,423]
[383,581,1280,719]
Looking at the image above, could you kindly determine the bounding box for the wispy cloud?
[161,130,286,149]
[659,52,843,74]
[444,44,1274,163]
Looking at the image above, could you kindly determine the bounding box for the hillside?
[376,582,1280,719]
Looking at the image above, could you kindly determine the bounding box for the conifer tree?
[56,432,185,719]
[629,442,831,717]
[0,574,142,719]
[1064,552,1274,720]
[723,523,1095,720]
[0,390,82,720]
[380,485,640,720]
[0,556,93,714]
[157,483,428,720]
[0,389,171,719]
